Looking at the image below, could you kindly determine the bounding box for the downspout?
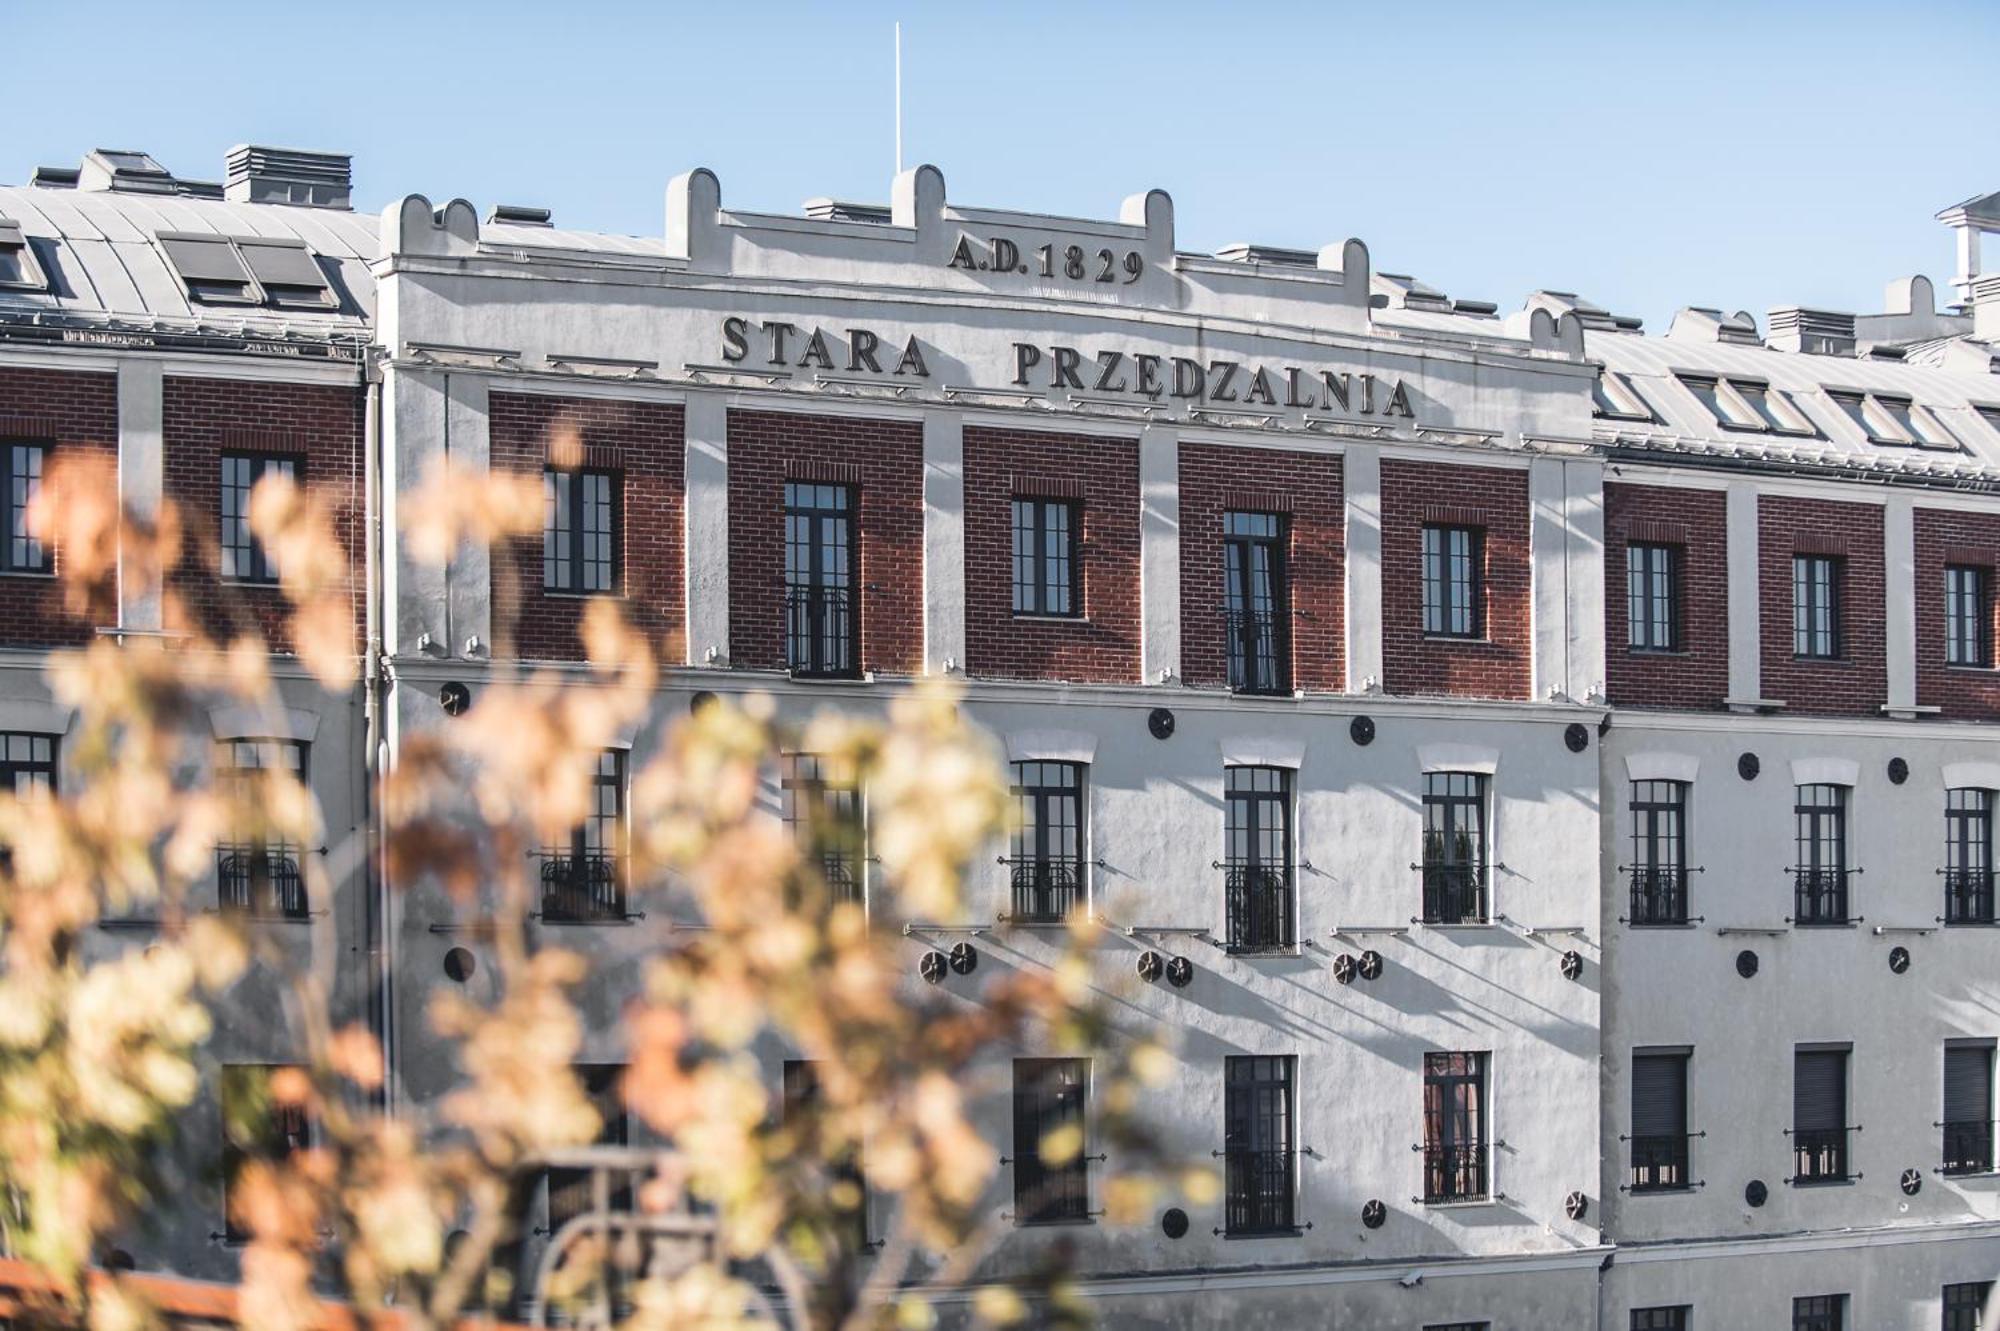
[362,353,393,1114]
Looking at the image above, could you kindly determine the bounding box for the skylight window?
[1827,390,1959,450]
[1592,369,1655,422]
[1676,374,1816,436]
[159,233,260,305]
[236,238,334,310]
[0,220,49,293]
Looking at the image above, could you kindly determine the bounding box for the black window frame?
[783,481,860,679]
[0,731,57,794]
[1630,1309,1690,1331]
[1423,1051,1489,1203]
[1793,1293,1846,1331]
[1224,765,1294,953]
[1223,1054,1296,1236]
[1942,1043,1996,1177]
[546,1063,629,1234]
[1012,1057,1090,1225]
[781,751,865,908]
[0,440,50,575]
[782,1059,868,1251]
[540,749,628,923]
[1008,760,1085,923]
[216,738,309,921]
[1629,1048,1692,1193]
[1421,524,1483,640]
[543,464,620,595]
[1946,564,1994,669]
[1792,1046,1852,1185]
[220,1062,313,1244]
[1944,1280,1993,1331]
[1011,496,1081,618]
[1945,788,1996,926]
[220,452,299,585]
[1628,779,1690,926]
[1792,783,1851,926]
[1625,541,1681,652]
[1792,553,1843,660]
[1422,772,1488,924]
[1222,510,1289,694]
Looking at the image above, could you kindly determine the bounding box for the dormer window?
[237,238,336,310]
[0,220,49,293]
[159,234,260,305]
[1676,375,1816,436]
[1827,390,1958,450]
[1591,370,1655,423]
[159,233,334,310]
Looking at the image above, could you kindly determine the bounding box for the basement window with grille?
[1827,390,1959,450]
[1677,374,1817,436]
[0,219,49,292]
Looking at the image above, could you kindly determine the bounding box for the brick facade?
[963,426,1140,684]
[1178,442,1343,693]
[1757,495,1885,718]
[163,377,365,657]
[1603,482,1729,711]
[1914,506,2000,720]
[489,393,685,663]
[725,410,923,675]
[1380,459,1531,700]
[0,367,118,647]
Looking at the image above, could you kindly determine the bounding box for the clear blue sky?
[14,1,1997,332]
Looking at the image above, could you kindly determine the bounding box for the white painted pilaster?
[1342,443,1383,692]
[443,374,490,660]
[116,360,163,632]
[1563,459,1606,703]
[382,367,447,656]
[1529,457,1570,701]
[683,391,730,668]
[922,410,965,675]
[1139,424,1180,685]
[1883,494,1916,713]
[1725,482,1763,704]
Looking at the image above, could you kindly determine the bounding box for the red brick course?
[162,377,364,658]
[963,426,1140,684]
[0,367,118,647]
[1178,443,1343,693]
[489,393,685,663]
[726,410,923,675]
[1603,482,1729,711]
[1380,460,1531,700]
[1757,495,1885,717]
[1914,506,2000,720]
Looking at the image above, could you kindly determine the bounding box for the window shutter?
[1945,1046,1994,1125]
[1794,1050,1847,1132]
[1632,1053,1688,1138]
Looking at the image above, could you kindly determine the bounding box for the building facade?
[3,144,1999,1328]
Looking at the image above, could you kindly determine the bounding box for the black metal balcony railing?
[1223,1147,1295,1235]
[785,584,858,679]
[1423,1142,1488,1203]
[1016,1155,1090,1225]
[218,847,307,920]
[1790,1127,1850,1183]
[1225,862,1294,952]
[1792,868,1851,926]
[540,852,627,923]
[1628,1133,1692,1192]
[1628,866,1689,926]
[1944,869,1997,925]
[819,853,863,907]
[1009,859,1082,924]
[1942,1119,1996,1175]
[1223,606,1286,695]
[1422,862,1488,925]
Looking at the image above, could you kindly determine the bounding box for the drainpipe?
[361,354,394,1114]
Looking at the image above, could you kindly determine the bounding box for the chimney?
[224,145,351,210]
[1766,307,1856,356]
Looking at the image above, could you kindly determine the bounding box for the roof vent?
[1527,291,1644,332]
[1372,272,1453,313]
[1214,243,1318,268]
[28,166,78,190]
[224,145,352,210]
[1667,307,1762,346]
[78,150,178,195]
[486,204,553,227]
[1767,307,1856,356]
[801,198,891,224]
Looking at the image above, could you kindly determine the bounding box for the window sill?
[1221,1226,1306,1240]
[1420,920,1499,931]
[1012,613,1090,625]
[541,589,627,602]
[0,569,54,580]
[1940,1167,2000,1180]
[1012,1216,1096,1229]
[1944,663,1999,674]
[787,671,874,686]
[1627,1184,1697,1196]
[1789,655,1854,667]
[1625,647,1690,658]
[1791,920,1859,930]
[1422,1197,1497,1209]
[1421,634,1497,647]
[1789,1177,1857,1189]
[1943,920,2000,929]
[535,914,644,927]
[1626,921,1699,930]
[1226,947,1302,959]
